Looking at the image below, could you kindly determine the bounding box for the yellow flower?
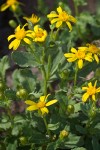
[0,0,20,11]
[23,14,40,25]
[47,6,76,31]
[32,25,47,42]
[86,44,100,63]
[25,94,58,115]
[64,47,93,69]
[82,81,100,102]
[8,24,33,50]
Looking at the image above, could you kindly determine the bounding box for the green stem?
[74,63,78,87]
[73,0,79,16]
[43,116,51,138]
[41,66,47,96]
[14,12,22,26]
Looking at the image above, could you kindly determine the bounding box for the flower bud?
[19,136,27,145]
[16,88,28,99]
[59,130,69,140]
[66,104,75,115]
[9,20,17,28]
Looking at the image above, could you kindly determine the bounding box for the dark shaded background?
[0,0,97,57]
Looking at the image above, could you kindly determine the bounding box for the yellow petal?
[56,21,62,28]
[88,82,92,87]
[82,93,89,102]
[34,25,39,32]
[25,100,36,105]
[96,87,100,93]
[46,99,58,106]
[8,35,15,41]
[0,4,9,11]
[66,21,72,32]
[67,57,77,62]
[94,54,99,63]
[9,39,20,50]
[78,59,83,69]
[64,53,75,58]
[51,18,59,24]
[92,95,96,101]
[15,25,21,32]
[57,6,62,14]
[41,107,49,115]
[71,48,77,53]
[40,94,50,102]
[85,54,92,62]
[26,105,38,111]
[26,34,33,38]
[94,80,97,87]
[69,15,77,23]
[47,13,58,18]
[13,40,20,50]
[23,38,31,44]
[78,47,87,51]
[82,87,88,90]
[40,96,46,102]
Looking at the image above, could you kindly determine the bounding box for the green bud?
[16,88,28,99]
[19,136,27,145]
[66,104,75,114]
[59,70,69,80]
[59,130,69,140]
[9,20,17,28]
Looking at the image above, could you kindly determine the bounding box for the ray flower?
[32,25,47,42]
[86,44,100,64]
[23,13,40,25]
[47,6,76,31]
[25,94,58,115]
[8,24,33,50]
[82,81,100,102]
[64,47,93,69]
[0,0,21,12]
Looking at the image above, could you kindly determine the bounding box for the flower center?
[35,29,44,38]
[89,45,99,54]
[7,0,16,6]
[76,51,85,59]
[15,29,26,40]
[58,11,69,21]
[37,101,45,108]
[87,87,96,95]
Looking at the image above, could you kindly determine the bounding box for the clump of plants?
[0,0,100,150]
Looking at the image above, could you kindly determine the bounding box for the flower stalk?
[74,63,78,87]
[42,116,51,138]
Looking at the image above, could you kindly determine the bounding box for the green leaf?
[72,147,86,150]
[0,122,11,130]
[50,50,65,76]
[11,125,20,136]
[75,125,87,134]
[12,51,39,67]
[46,142,58,150]
[48,122,60,131]
[29,131,48,144]
[92,137,100,150]
[6,140,17,150]
[12,69,36,92]
[14,115,25,124]
[64,134,84,149]
[4,89,16,100]
[0,56,10,79]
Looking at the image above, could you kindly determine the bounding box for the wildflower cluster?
[0,1,100,149]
